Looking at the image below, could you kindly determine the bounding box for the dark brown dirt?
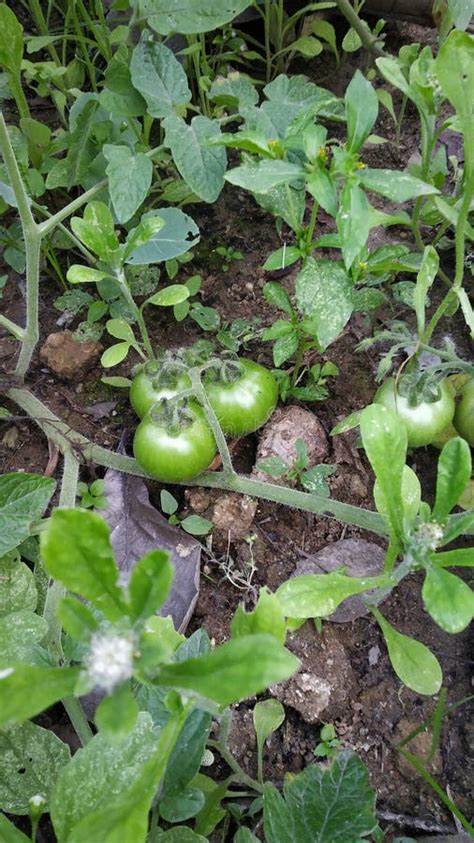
[1,19,472,841]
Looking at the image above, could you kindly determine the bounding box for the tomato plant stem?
[190,368,237,478]
[6,387,472,538]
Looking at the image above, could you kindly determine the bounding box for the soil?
[1,16,473,843]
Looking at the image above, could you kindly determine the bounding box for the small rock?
[185,488,213,514]
[368,645,380,666]
[254,406,329,484]
[39,330,102,380]
[212,493,257,541]
[2,426,19,448]
[292,539,386,622]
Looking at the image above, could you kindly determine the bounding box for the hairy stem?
[62,696,94,745]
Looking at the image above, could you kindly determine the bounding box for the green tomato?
[130,366,191,418]
[453,379,474,446]
[204,358,278,437]
[374,377,455,447]
[133,404,216,483]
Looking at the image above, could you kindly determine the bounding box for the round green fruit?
[374,377,455,447]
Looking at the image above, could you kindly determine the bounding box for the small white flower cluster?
[86,631,136,693]
[414,521,444,552]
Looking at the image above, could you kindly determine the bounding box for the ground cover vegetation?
[0,0,473,840]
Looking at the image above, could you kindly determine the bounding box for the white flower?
[86,631,136,693]
[29,794,46,808]
[415,521,444,552]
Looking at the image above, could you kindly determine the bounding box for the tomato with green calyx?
[453,379,474,446]
[133,399,216,482]
[374,377,455,447]
[204,358,278,437]
[130,362,191,419]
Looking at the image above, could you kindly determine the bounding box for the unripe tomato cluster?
[131,358,278,482]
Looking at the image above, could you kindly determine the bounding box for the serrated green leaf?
[232,588,286,645]
[40,509,128,621]
[273,331,299,366]
[263,750,376,842]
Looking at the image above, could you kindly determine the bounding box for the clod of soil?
[39,330,102,380]
[253,406,329,483]
[212,493,257,541]
[272,624,356,723]
[292,539,387,622]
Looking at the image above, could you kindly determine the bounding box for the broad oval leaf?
[125,208,200,265]
[374,464,421,532]
[154,635,299,706]
[67,265,115,285]
[128,549,173,622]
[101,342,131,368]
[0,721,70,814]
[147,284,190,307]
[123,216,165,261]
[358,168,439,202]
[0,666,80,728]
[253,699,285,750]
[104,145,153,224]
[50,713,158,842]
[295,258,353,350]
[0,553,37,616]
[345,70,378,152]
[436,30,474,119]
[422,566,474,633]
[130,36,191,118]
[0,5,24,74]
[360,405,407,541]
[276,572,384,618]
[225,159,304,194]
[106,318,136,344]
[140,0,253,34]
[433,436,471,521]
[375,612,442,695]
[163,114,226,203]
